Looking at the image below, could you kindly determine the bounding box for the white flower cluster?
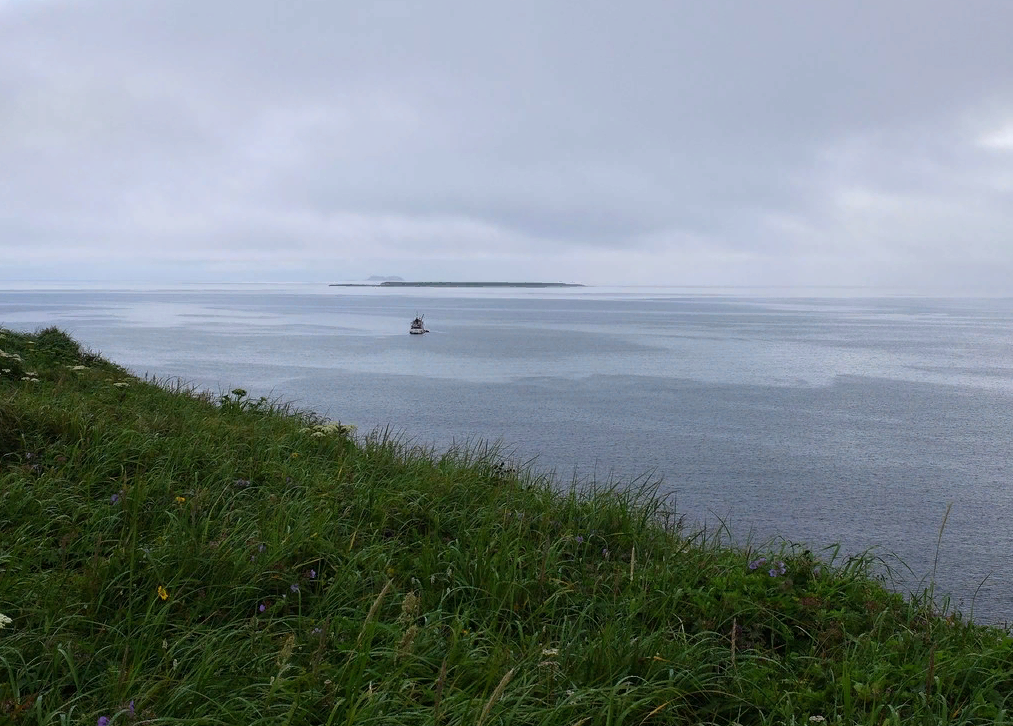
[299,422,356,438]
[17,369,41,382]
[0,613,12,629]
[0,348,22,362]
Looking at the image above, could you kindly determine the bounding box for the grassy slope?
[1,327,1012,725]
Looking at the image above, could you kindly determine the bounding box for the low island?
[330,281,585,288]
[1,325,1011,723]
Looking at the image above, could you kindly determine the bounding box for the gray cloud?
[2,0,1013,288]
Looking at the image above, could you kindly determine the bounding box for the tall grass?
[1,326,1011,724]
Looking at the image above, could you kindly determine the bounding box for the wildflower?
[71,365,88,371]
[809,717,826,724]
[157,585,169,600]
[175,496,186,504]
[311,627,323,635]
[129,700,135,717]
[290,583,299,593]
[749,557,767,570]
[258,544,266,553]
[0,613,12,629]
[259,603,266,613]
[291,452,300,458]
[113,382,129,388]
[110,494,120,504]
[541,648,559,657]
[172,658,178,670]
[309,569,317,579]
[98,717,110,726]
[234,478,250,488]
[1,368,10,373]
[575,535,584,544]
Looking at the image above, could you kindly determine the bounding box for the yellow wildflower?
[157,585,169,601]
[175,496,186,504]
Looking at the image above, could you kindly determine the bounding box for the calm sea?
[3,284,1013,624]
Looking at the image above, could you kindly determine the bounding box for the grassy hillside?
[1,326,1011,725]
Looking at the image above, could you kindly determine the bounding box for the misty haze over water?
[3,284,1012,624]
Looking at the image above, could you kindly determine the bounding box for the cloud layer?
[3,0,1013,288]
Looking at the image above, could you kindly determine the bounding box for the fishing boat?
[409,314,429,335]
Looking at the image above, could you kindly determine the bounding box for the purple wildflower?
[309,569,317,579]
[98,718,110,726]
[749,557,767,570]
[234,479,250,488]
[311,627,323,635]
[575,535,584,544]
[259,603,266,613]
[129,700,135,716]
[290,583,299,593]
[777,561,787,575]
[110,494,120,504]
[769,567,779,577]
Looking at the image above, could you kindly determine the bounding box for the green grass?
[1,326,1012,725]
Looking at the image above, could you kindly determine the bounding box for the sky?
[2,0,1013,289]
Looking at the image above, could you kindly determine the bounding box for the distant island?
[366,275,405,282]
[330,281,584,288]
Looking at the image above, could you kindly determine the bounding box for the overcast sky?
[2,0,1013,289]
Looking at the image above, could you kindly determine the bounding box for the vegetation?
[1,326,1012,725]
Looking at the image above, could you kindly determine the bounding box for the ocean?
[3,284,1012,624]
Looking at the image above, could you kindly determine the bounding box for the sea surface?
[3,283,1013,624]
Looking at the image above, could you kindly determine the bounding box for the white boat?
[409,314,429,335]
